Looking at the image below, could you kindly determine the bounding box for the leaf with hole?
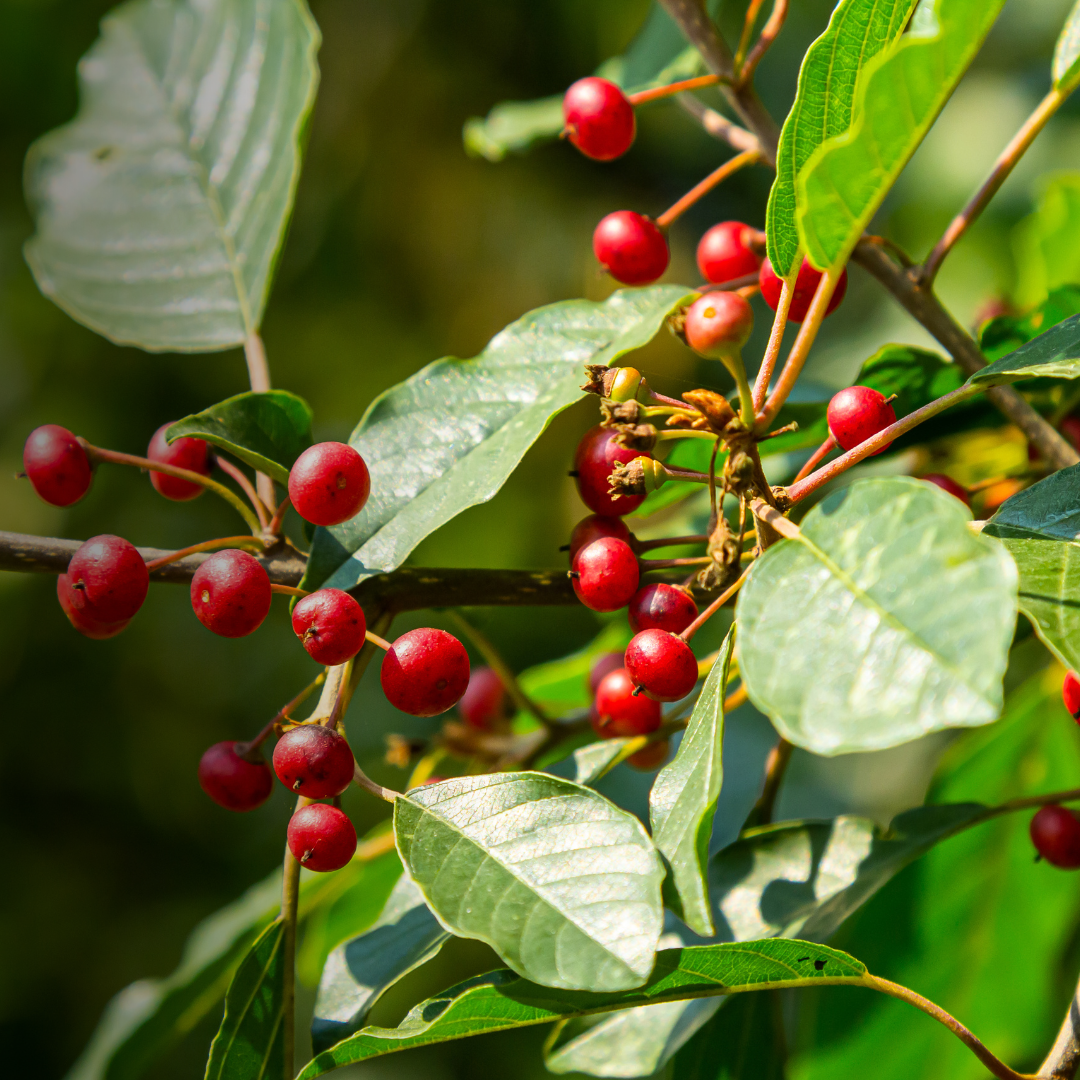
[24,0,320,352]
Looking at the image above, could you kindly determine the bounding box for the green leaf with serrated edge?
[393,772,665,992]
[204,920,284,1080]
[672,992,784,1080]
[1054,1,1080,90]
[650,627,734,937]
[1013,177,1080,307]
[736,477,1017,755]
[301,286,696,593]
[797,0,1007,272]
[572,737,644,785]
[23,0,319,352]
[985,465,1080,670]
[311,875,450,1054]
[295,940,866,1078]
[765,0,918,278]
[166,390,313,486]
[967,312,1080,387]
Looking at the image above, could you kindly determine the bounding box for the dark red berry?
[1030,805,1080,868]
[57,574,129,639]
[921,473,970,507]
[572,537,639,612]
[588,651,625,695]
[759,257,848,323]
[292,588,367,665]
[696,221,760,284]
[190,549,272,638]
[146,423,211,501]
[287,803,357,872]
[628,739,670,771]
[568,514,631,564]
[23,424,92,507]
[288,442,371,527]
[683,291,754,360]
[563,77,635,161]
[381,628,470,717]
[1064,671,1080,721]
[827,386,897,454]
[592,668,662,737]
[593,211,670,285]
[198,741,273,811]
[628,583,698,635]
[458,666,509,730]
[574,425,649,517]
[625,629,698,701]
[272,724,355,798]
[65,534,149,625]
[1062,416,1080,453]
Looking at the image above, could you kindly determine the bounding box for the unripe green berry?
[608,366,644,403]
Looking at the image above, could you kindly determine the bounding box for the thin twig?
[733,0,766,72]
[280,817,303,1080]
[270,584,308,598]
[143,536,264,572]
[353,761,400,803]
[656,150,761,229]
[214,455,271,529]
[749,498,800,540]
[791,434,836,484]
[627,73,723,106]
[234,673,326,757]
[739,0,789,86]
[681,567,751,641]
[750,737,793,824]
[1039,971,1080,1079]
[677,95,764,157]
[243,332,278,514]
[752,280,793,411]
[266,495,291,537]
[632,534,709,553]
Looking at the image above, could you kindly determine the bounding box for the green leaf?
[968,312,1080,388]
[24,0,320,352]
[980,285,1080,359]
[797,0,1007,271]
[572,737,644,784]
[766,0,918,277]
[394,772,665,992]
[985,464,1080,670]
[311,875,450,1054]
[650,627,734,937]
[1013,176,1080,307]
[736,477,1017,754]
[463,96,565,162]
[166,390,313,486]
[296,940,866,1078]
[1054,1,1080,90]
[204,920,285,1080]
[302,286,695,592]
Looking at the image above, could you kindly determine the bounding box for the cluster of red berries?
[1027,672,1080,869]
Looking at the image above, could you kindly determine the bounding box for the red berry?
[683,291,754,359]
[381,628,470,717]
[288,442,371,527]
[572,537,639,612]
[65,534,149,625]
[696,222,760,284]
[625,629,698,701]
[1064,671,1080,721]
[190,549,272,638]
[628,739,670,771]
[574,425,649,517]
[759,257,848,323]
[628,583,698,635]
[272,724,355,798]
[592,668,662,737]
[593,211,670,285]
[198,741,273,811]
[827,386,897,454]
[921,473,970,507]
[568,514,631,563]
[563,77,635,161]
[146,423,211,501]
[588,652,625,696]
[1030,805,1080,869]
[23,424,92,507]
[1061,416,1080,453]
[292,588,367,665]
[287,803,357,872]
[57,574,129,639]
[458,666,508,729]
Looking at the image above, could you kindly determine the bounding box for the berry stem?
[234,673,327,758]
[791,433,837,484]
[655,149,761,229]
[266,495,291,537]
[353,761,400,803]
[733,0,767,73]
[752,279,793,412]
[632,534,709,553]
[270,584,309,598]
[143,535,265,572]
[639,555,712,569]
[654,429,722,441]
[214,455,272,529]
[725,349,756,426]
[243,332,279,515]
[626,72,723,106]
[737,0,789,86]
[680,566,751,642]
[748,736,793,825]
[364,630,393,651]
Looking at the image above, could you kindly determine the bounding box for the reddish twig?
[656,150,761,229]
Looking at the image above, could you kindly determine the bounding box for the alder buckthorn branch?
[626,72,724,106]
[791,433,837,485]
[632,533,710,553]
[655,149,761,229]
[143,535,266,572]
[677,94,765,157]
[679,565,751,642]
[737,0,789,86]
[733,0,767,73]
[213,454,271,529]
[270,584,308,598]
[265,495,291,537]
[748,498,800,540]
[752,278,792,411]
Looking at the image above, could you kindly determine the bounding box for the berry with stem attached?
[696,221,760,284]
[1030,805,1080,868]
[1064,671,1080,721]
[759,257,848,323]
[588,652,625,695]
[921,473,970,506]
[572,537,639,612]
[288,442,371,527]
[628,583,698,635]
[568,514,631,563]
[65,534,149,625]
[292,589,367,665]
[147,424,212,501]
[827,386,897,454]
[683,291,754,360]
[381,628,470,717]
[198,741,273,811]
[592,667,662,737]
[272,724,355,798]
[563,77,635,161]
[23,424,93,507]
[625,629,698,701]
[593,211,670,285]
[458,666,509,730]
[574,425,650,517]
[287,803,357,872]
[190,549,272,638]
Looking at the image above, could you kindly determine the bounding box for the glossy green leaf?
[463,96,565,162]
[968,312,1080,387]
[980,285,1080,359]
[1013,177,1080,307]
[572,737,644,785]
[394,772,665,991]
[651,627,734,937]
[311,875,450,1054]
[766,0,918,277]
[672,993,785,1080]
[302,286,695,592]
[1054,1,1080,90]
[167,390,313,486]
[737,477,1017,754]
[296,940,866,1078]
[798,0,1007,271]
[204,920,284,1080]
[24,0,320,352]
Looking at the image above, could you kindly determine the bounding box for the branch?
[1039,971,1080,1079]
[678,95,763,157]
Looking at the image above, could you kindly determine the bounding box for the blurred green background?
[2,0,1080,1076]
